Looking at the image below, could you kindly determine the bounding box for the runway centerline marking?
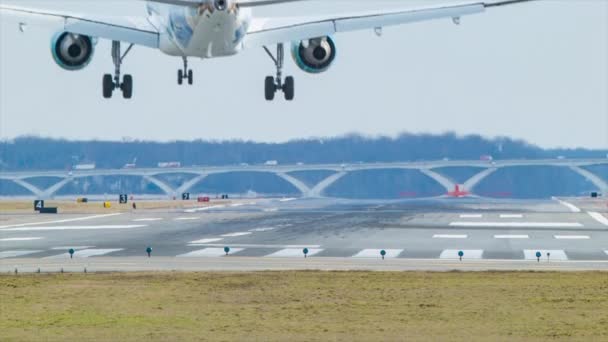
[554,235,590,240]
[494,235,529,239]
[174,217,200,221]
[278,198,297,202]
[450,222,583,228]
[440,249,483,259]
[177,248,244,257]
[184,205,225,213]
[500,214,524,219]
[524,249,568,261]
[249,227,275,232]
[433,234,468,239]
[2,225,147,231]
[220,232,252,237]
[189,238,223,244]
[45,248,123,259]
[588,212,608,227]
[133,218,163,222]
[0,237,43,242]
[0,213,122,229]
[0,250,42,258]
[552,197,581,213]
[266,248,323,257]
[459,214,482,219]
[352,249,403,258]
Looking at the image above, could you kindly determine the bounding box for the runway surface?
[2,197,608,272]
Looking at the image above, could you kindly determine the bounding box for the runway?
[1,197,608,272]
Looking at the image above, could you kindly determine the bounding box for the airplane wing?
[0,4,159,48]
[244,0,537,48]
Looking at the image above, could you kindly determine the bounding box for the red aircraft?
[448,185,470,198]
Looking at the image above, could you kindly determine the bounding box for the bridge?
[1,159,606,198]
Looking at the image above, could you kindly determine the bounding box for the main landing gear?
[263,43,294,101]
[103,41,134,99]
[178,57,193,85]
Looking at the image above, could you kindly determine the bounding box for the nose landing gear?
[264,44,295,101]
[103,41,134,99]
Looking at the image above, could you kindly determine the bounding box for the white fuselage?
[146,1,251,58]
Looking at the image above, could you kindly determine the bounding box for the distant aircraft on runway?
[1,0,536,100]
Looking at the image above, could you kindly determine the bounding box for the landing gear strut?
[264,43,294,101]
[103,41,134,99]
[178,57,193,85]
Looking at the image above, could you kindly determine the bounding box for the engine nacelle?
[291,36,336,74]
[51,32,95,71]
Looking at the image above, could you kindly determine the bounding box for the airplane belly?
[186,12,241,58]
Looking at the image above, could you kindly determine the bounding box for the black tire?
[188,70,193,85]
[265,76,276,101]
[284,76,295,101]
[178,70,183,85]
[122,74,133,99]
[103,74,114,99]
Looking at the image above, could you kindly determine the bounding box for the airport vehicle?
[0,0,536,100]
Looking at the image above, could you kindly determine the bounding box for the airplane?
[0,0,537,101]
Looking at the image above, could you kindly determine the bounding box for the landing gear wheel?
[103,74,114,99]
[188,70,193,85]
[283,76,295,101]
[122,74,133,99]
[265,76,276,101]
[178,70,184,85]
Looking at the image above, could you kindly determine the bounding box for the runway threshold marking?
[189,238,223,244]
[433,234,468,239]
[459,214,482,218]
[499,214,524,219]
[265,248,323,257]
[0,237,43,242]
[552,197,581,213]
[45,249,123,259]
[588,212,608,227]
[494,235,529,239]
[0,250,42,259]
[2,225,148,231]
[450,222,583,228]
[524,250,568,261]
[220,232,252,237]
[554,235,590,240]
[0,213,122,229]
[352,249,403,258]
[440,250,484,259]
[177,248,244,257]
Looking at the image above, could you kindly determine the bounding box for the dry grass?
[0,200,233,214]
[1,271,607,341]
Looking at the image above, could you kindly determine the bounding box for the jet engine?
[291,36,336,74]
[51,32,95,71]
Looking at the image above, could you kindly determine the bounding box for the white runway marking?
[230,203,245,207]
[494,235,529,239]
[266,248,323,257]
[279,198,297,202]
[184,205,225,213]
[500,214,523,219]
[450,222,583,228]
[249,227,276,232]
[220,232,252,237]
[552,197,581,213]
[187,244,321,248]
[0,250,41,258]
[174,217,200,221]
[433,234,468,239]
[440,250,484,259]
[0,213,122,229]
[133,218,163,222]
[189,238,223,244]
[588,212,608,227]
[459,214,483,218]
[263,208,279,212]
[524,250,568,261]
[352,249,403,258]
[46,249,123,259]
[554,235,590,240]
[177,248,243,257]
[0,237,43,242]
[3,225,147,231]
[51,246,94,250]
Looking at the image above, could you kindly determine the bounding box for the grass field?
[0,200,232,214]
[1,271,607,341]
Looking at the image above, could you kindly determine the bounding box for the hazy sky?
[0,0,607,149]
